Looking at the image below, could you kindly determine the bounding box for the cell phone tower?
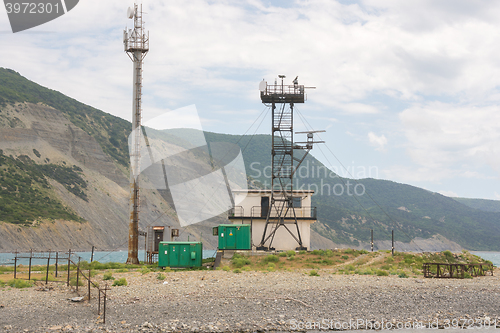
[257,75,323,250]
[124,3,149,264]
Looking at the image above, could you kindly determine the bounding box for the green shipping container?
[216,224,251,250]
[158,242,203,268]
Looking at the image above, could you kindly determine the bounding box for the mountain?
[453,197,500,213]
[1,68,500,251]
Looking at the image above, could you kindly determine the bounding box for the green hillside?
[454,197,500,213]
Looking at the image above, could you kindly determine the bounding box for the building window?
[292,197,302,208]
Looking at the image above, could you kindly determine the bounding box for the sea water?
[0,249,217,266]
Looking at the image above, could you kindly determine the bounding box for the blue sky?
[1,0,500,200]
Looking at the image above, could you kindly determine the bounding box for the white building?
[228,189,317,251]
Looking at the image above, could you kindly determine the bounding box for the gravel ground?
[1,268,499,332]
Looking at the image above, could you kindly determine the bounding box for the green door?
[226,227,236,249]
[170,245,179,267]
[179,244,190,265]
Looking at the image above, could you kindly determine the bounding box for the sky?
[1,0,500,200]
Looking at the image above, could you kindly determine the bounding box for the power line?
[295,108,424,252]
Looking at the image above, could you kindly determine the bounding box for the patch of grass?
[112,278,127,286]
[309,270,319,276]
[232,257,251,268]
[398,272,409,278]
[7,279,33,288]
[376,270,389,276]
[286,250,296,257]
[140,267,151,275]
[263,254,279,263]
[233,269,242,274]
[103,272,114,280]
[157,273,165,280]
[298,250,307,255]
[279,252,287,257]
[341,255,349,260]
[222,265,230,272]
[345,264,355,271]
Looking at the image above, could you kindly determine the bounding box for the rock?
[70,296,84,302]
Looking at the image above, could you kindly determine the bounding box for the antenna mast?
[124,3,149,264]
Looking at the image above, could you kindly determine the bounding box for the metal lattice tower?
[124,3,149,264]
[257,75,322,251]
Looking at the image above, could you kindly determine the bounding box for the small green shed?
[214,224,251,250]
[158,241,203,268]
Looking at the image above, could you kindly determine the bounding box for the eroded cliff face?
[0,102,220,251]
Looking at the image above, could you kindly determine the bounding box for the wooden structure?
[423,262,494,279]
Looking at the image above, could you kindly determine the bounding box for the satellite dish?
[259,80,267,92]
[127,7,135,19]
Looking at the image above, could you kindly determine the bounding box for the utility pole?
[392,229,394,256]
[124,3,149,264]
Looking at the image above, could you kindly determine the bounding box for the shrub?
[69,277,84,286]
[385,257,394,263]
[116,268,129,273]
[321,259,334,265]
[464,272,473,279]
[7,279,33,288]
[232,257,251,268]
[398,272,409,278]
[112,278,128,286]
[309,270,319,276]
[376,270,389,276]
[279,252,287,257]
[323,249,334,257]
[157,273,166,280]
[232,253,244,260]
[311,250,323,255]
[286,250,296,257]
[343,249,354,254]
[298,250,307,255]
[222,265,230,271]
[233,269,242,274]
[442,250,453,257]
[287,255,295,261]
[140,267,151,275]
[103,272,114,281]
[263,255,279,263]
[345,264,355,271]
[341,255,349,260]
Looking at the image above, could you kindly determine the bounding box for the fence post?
[14,252,17,279]
[67,249,71,286]
[76,257,80,292]
[103,284,107,324]
[28,250,32,281]
[88,268,91,302]
[45,251,51,285]
[55,252,58,278]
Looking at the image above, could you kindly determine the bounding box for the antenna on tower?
[124,2,149,265]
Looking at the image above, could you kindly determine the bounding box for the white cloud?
[368,132,387,151]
